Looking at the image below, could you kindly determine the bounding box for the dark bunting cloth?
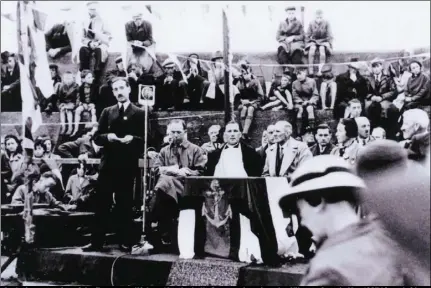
[182,177,280,266]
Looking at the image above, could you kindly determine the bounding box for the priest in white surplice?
[178,121,263,262]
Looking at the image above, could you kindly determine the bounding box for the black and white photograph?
[1,0,430,286]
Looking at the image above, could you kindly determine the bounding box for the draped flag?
[17,1,51,144]
[179,177,300,265]
[167,53,188,84]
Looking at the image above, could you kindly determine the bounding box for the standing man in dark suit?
[82,77,146,252]
[205,121,263,177]
[309,124,335,156]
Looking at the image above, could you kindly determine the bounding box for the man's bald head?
[401,109,430,140]
[355,117,371,139]
[274,121,293,144]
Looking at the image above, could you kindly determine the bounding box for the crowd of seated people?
[1,102,429,255]
[141,112,430,252]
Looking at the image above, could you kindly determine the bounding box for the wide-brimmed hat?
[211,51,223,61]
[347,58,362,70]
[320,64,332,74]
[115,56,123,64]
[278,155,366,210]
[162,58,176,68]
[370,57,384,67]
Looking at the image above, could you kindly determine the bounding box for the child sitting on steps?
[57,71,79,135]
[71,70,97,137]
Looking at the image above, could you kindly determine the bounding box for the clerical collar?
[118,101,130,111]
[225,143,239,149]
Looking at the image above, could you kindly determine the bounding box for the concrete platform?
[16,246,307,286]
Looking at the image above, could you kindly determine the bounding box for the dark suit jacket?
[366,74,396,101]
[335,71,368,105]
[256,144,270,163]
[125,20,154,44]
[58,136,102,159]
[45,23,72,54]
[94,103,146,173]
[310,143,335,156]
[205,142,263,177]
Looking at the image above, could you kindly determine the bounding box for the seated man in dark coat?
[1,53,21,112]
[334,60,368,120]
[155,59,187,111]
[125,12,157,74]
[45,22,72,59]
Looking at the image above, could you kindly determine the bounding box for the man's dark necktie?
[119,104,124,117]
[173,145,182,168]
[276,145,283,176]
[88,21,95,39]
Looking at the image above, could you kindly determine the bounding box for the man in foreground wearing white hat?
[278,155,409,286]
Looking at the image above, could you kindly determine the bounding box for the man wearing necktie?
[151,119,207,250]
[365,58,398,136]
[262,121,312,180]
[82,77,146,253]
[355,117,376,147]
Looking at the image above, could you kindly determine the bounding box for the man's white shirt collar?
[118,101,130,111]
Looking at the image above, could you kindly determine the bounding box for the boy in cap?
[72,70,97,137]
[319,64,336,110]
[305,9,333,76]
[234,60,264,140]
[276,6,305,65]
[279,155,411,286]
[292,67,319,135]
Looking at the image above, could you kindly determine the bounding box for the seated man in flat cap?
[365,58,399,137]
[155,59,187,111]
[125,12,157,75]
[79,1,112,79]
[276,6,305,65]
[45,21,73,59]
[305,9,333,76]
[334,59,368,120]
[319,64,337,110]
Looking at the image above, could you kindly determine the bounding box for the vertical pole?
[222,6,233,124]
[19,1,35,246]
[142,102,148,236]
